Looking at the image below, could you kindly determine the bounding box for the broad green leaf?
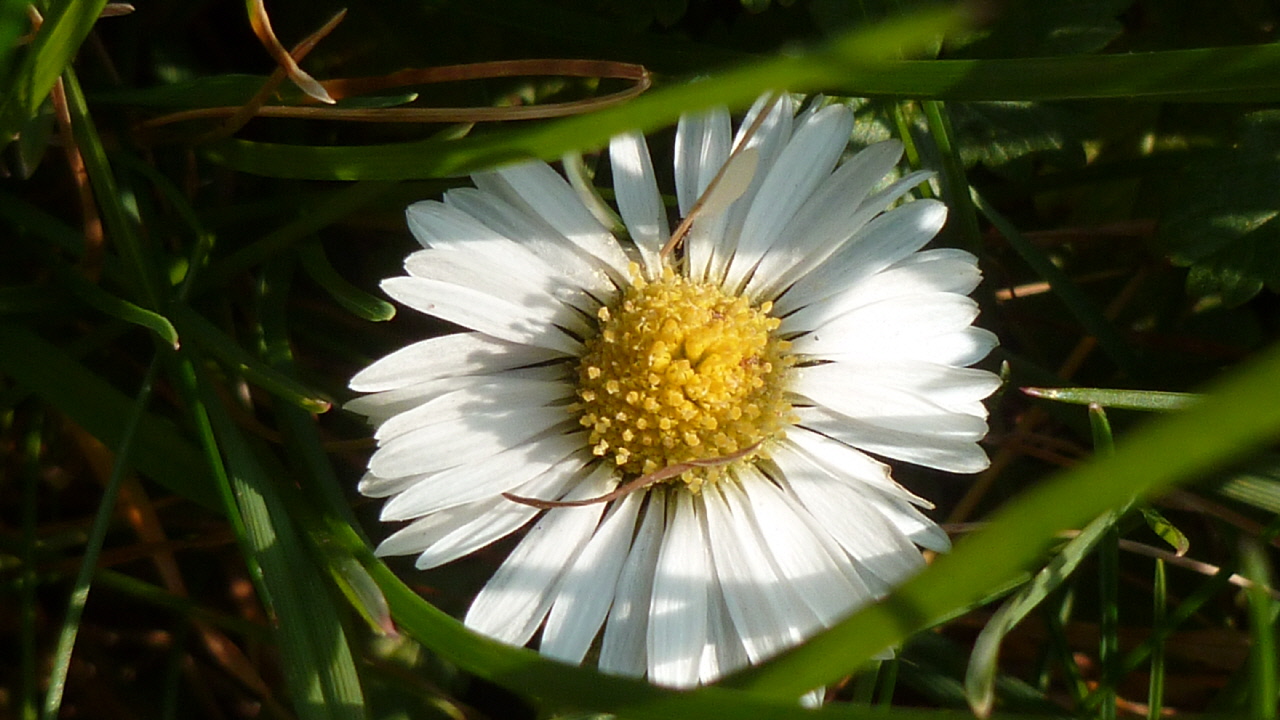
[954,0,1133,58]
[1158,110,1280,306]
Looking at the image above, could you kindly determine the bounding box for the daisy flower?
[348,93,1000,690]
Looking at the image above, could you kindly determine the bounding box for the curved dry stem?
[144,59,650,132]
[503,442,762,510]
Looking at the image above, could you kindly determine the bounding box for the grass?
[3,1,1280,718]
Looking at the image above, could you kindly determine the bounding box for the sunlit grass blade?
[0,321,217,507]
[973,190,1140,376]
[964,510,1119,717]
[205,39,1280,182]
[726,338,1280,699]
[1215,455,1280,513]
[171,305,331,413]
[315,508,996,720]
[920,101,981,254]
[1023,386,1199,411]
[191,361,367,720]
[41,359,158,720]
[1139,507,1189,556]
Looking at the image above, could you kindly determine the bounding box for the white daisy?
[348,93,1000,690]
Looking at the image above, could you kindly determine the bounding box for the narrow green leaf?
[0,0,107,147]
[62,66,165,309]
[727,338,1280,698]
[0,321,217,508]
[1242,540,1278,720]
[194,365,367,720]
[1023,386,1199,411]
[1140,507,1190,557]
[42,359,159,720]
[964,511,1119,717]
[56,264,179,348]
[171,305,332,413]
[1147,559,1166,720]
[298,242,395,322]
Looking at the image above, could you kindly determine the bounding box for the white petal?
[788,293,980,359]
[784,427,931,507]
[373,375,570,442]
[699,575,750,683]
[413,459,589,569]
[488,161,632,281]
[798,359,1000,417]
[647,491,709,688]
[749,168,932,301]
[706,94,794,283]
[735,467,875,623]
[600,490,666,678]
[722,104,853,293]
[350,332,563,393]
[775,199,947,319]
[610,131,668,275]
[444,187,617,298]
[675,106,732,217]
[376,430,585,518]
[677,106,732,282]
[465,466,616,646]
[791,363,990,438]
[542,489,645,664]
[348,365,567,426]
[381,276,582,355]
[769,444,926,589]
[797,405,991,473]
[403,249,592,336]
[703,481,815,663]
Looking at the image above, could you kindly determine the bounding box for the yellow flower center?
[575,265,794,492]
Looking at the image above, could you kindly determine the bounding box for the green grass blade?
[1023,387,1200,411]
[726,338,1280,698]
[0,0,107,147]
[204,39,1280,182]
[1147,559,1167,720]
[1243,540,1278,720]
[171,305,332,413]
[298,242,396,322]
[1091,405,1119,720]
[41,358,159,720]
[193,364,367,720]
[61,66,164,309]
[964,510,1118,717]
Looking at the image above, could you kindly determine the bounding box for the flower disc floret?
[575,266,793,491]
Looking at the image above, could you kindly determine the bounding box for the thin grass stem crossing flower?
[348,93,1000,690]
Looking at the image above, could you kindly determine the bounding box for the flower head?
[348,94,1000,689]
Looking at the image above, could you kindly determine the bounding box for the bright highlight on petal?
[349,93,1000,691]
